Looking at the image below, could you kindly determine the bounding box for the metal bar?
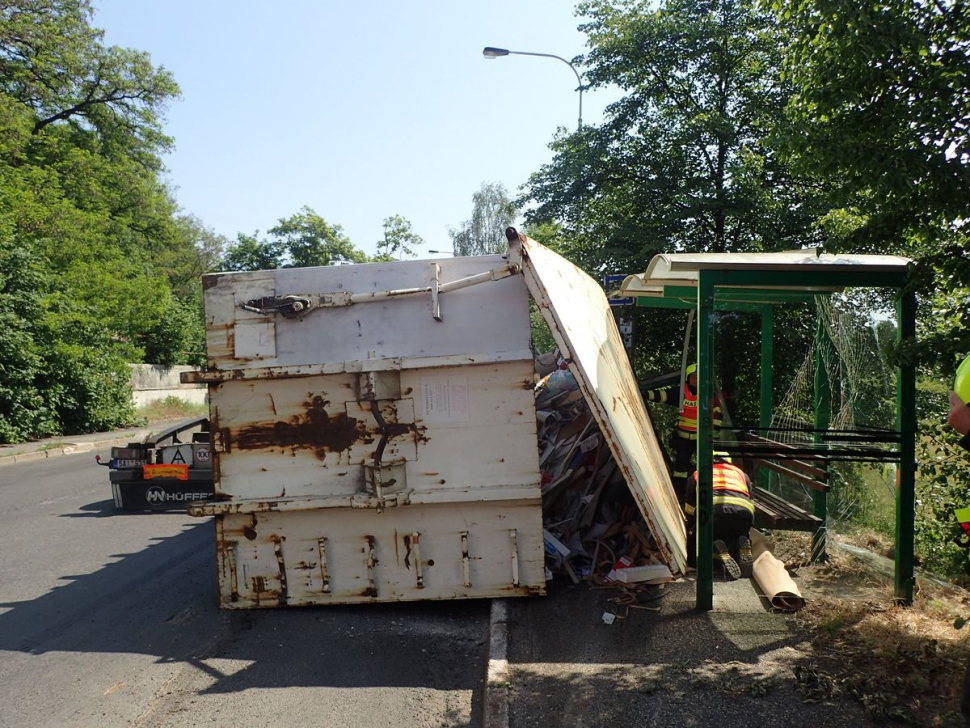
[812,314,831,563]
[412,532,424,588]
[662,285,824,304]
[274,537,288,605]
[461,531,471,587]
[365,535,377,598]
[895,290,917,605]
[759,306,773,490]
[317,537,331,594]
[226,539,239,603]
[430,263,441,322]
[674,269,910,289]
[182,349,535,384]
[756,460,829,492]
[695,272,716,611]
[723,426,899,436]
[726,450,899,463]
[735,434,829,478]
[634,297,782,312]
[680,309,694,406]
[724,442,897,458]
[509,529,520,587]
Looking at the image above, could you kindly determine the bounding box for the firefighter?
[946,354,970,723]
[684,452,754,580]
[643,363,723,506]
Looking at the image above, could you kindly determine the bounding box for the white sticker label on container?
[420,375,469,423]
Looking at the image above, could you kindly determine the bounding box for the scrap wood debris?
[535,351,673,612]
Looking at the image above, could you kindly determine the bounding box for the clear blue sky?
[93,1,617,258]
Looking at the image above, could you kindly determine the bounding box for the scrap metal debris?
[535,351,673,615]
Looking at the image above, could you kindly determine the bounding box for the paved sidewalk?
[502,575,877,728]
[0,423,164,467]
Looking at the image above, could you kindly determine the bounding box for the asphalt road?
[0,451,489,727]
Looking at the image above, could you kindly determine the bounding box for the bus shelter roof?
[619,251,913,306]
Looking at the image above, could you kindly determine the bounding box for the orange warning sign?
[143,463,189,481]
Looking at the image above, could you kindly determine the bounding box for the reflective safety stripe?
[712,464,750,498]
[677,388,698,431]
[714,494,756,514]
[675,429,697,440]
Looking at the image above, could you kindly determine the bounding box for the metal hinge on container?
[239,261,520,323]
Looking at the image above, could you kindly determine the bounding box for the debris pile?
[534,352,673,603]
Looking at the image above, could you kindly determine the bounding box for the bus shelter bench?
[752,486,823,532]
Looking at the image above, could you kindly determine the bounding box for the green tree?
[0,0,179,160]
[778,0,970,369]
[222,232,284,272]
[222,208,369,271]
[523,0,826,276]
[269,206,367,268]
[0,0,185,439]
[449,182,517,256]
[374,214,423,261]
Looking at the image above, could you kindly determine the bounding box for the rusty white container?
[185,253,545,608]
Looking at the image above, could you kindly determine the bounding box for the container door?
[515,234,688,574]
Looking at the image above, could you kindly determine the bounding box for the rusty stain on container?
[202,274,223,290]
[234,395,362,458]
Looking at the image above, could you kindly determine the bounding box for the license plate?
[113,459,146,468]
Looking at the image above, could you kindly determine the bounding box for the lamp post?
[482,47,584,131]
[427,250,454,255]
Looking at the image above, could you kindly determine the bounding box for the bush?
[44,341,135,435]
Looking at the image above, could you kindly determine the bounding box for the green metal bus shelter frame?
[620,256,916,610]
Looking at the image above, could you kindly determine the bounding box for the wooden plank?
[752,487,822,532]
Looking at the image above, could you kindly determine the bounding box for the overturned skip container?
[184,231,686,608]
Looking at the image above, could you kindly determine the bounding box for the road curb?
[483,599,510,728]
[0,435,139,468]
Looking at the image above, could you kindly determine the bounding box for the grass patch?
[772,532,970,725]
[135,396,208,424]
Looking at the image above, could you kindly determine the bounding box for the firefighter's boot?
[737,535,754,578]
[714,539,741,580]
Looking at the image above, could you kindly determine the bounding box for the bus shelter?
[619,251,915,610]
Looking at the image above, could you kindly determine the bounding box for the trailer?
[97,417,214,510]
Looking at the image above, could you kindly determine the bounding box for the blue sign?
[603,274,634,307]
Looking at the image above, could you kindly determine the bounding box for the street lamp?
[482,46,584,131]
[427,250,454,255]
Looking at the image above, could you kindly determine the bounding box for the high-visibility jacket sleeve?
[644,384,681,407]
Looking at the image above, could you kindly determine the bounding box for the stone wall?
[129,364,207,407]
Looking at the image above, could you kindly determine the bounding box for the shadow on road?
[0,512,489,703]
